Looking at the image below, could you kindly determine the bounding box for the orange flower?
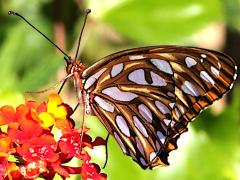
[0,94,106,179]
[0,136,15,157]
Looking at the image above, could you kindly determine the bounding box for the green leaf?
[0,16,64,93]
[91,0,223,44]
[222,0,240,31]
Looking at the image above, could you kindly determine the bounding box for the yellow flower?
[38,112,55,129]
[47,94,67,119]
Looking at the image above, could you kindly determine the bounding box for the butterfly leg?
[24,73,73,99]
[57,78,67,94]
[73,103,80,113]
[103,133,110,169]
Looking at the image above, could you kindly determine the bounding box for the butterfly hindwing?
[81,46,238,168]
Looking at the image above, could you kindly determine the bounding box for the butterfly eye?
[65,64,73,75]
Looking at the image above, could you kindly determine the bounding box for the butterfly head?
[66,58,87,75]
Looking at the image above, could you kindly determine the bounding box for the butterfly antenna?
[74,9,91,60]
[8,11,70,61]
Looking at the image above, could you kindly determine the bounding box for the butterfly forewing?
[80,46,238,169]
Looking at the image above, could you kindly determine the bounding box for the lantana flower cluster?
[0,94,106,180]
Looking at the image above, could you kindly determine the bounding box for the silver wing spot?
[94,96,114,112]
[185,57,197,68]
[116,115,131,137]
[181,81,200,96]
[128,69,148,85]
[136,136,145,157]
[114,132,127,154]
[138,104,153,123]
[155,101,171,114]
[150,71,167,86]
[133,116,148,138]
[129,55,145,60]
[210,66,220,78]
[157,131,166,144]
[84,68,107,90]
[102,87,138,101]
[149,152,157,162]
[200,71,215,85]
[111,63,124,77]
[150,59,173,75]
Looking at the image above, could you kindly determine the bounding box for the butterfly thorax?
[66,59,87,99]
[65,59,94,113]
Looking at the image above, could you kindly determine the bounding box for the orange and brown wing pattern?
[81,46,238,169]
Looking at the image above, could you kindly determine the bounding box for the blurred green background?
[0,0,240,180]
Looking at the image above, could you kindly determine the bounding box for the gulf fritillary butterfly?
[67,46,238,169]
[9,10,238,169]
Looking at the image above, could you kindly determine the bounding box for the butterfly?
[9,10,238,169]
[66,45,238,169]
